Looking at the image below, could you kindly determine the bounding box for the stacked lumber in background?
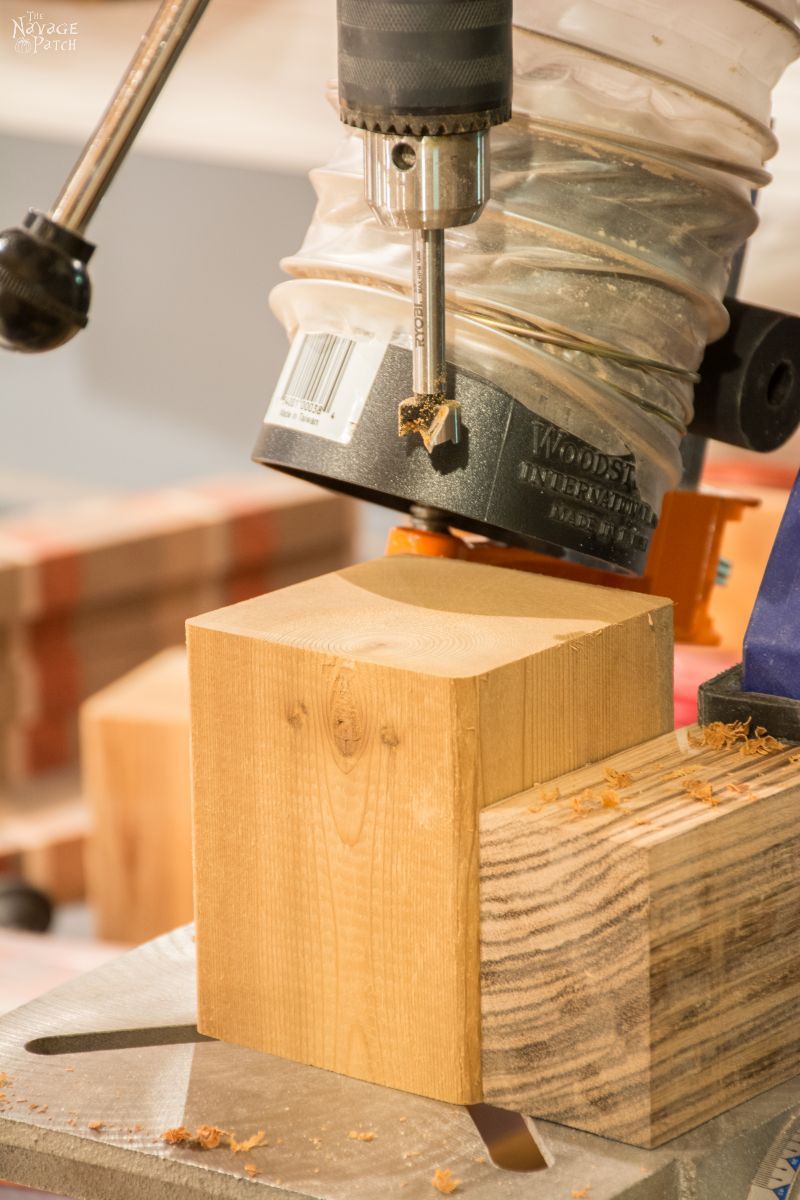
[81,648,191,944]
[0,472,354,785]
[0,472,354,901]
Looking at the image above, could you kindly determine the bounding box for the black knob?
[691,297,800,452]
[0,877,52,932]
[0,210,95,353]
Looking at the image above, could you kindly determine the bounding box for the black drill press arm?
[0,0,211,352]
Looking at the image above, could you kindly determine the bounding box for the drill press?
[1,0,799,577]
[1,6,800,1200]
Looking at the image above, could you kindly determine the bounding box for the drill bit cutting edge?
[337,0,513,453]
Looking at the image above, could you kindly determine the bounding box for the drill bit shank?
[397,228,460,451]
[413,228,446,399]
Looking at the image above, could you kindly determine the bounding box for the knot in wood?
[287,702,308,729]
[330,670,363,759]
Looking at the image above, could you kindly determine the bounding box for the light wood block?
[480,725,800,1146]
[188,557,673,1104]
[81,648,191,944]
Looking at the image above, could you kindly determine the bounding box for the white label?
[264,332,386,445]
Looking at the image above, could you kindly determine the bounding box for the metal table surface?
[0,927,799,1200]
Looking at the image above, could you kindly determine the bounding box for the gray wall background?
[0,132,318,489]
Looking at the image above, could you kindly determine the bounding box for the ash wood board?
[480,725,800,1146]
[188,556,673,1104]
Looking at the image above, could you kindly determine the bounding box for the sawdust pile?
[688,719,785,756]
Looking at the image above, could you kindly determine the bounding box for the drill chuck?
[365,130,489,230]
[337,0,513,136]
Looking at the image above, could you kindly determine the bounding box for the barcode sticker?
[264,332,386,445]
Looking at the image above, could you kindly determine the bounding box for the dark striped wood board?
[479,724,800,1147]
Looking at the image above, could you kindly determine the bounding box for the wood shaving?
[601,788,621,808]
[161,1127,192,1145]
[87,1121,104,1132]
[572,1190,592,1199]
[348,1130,376,1142]
[244,1163,259,1177]
[662,768,693,781]
[529,785,560,813]
[682,777,718,806]
[741,733,785,757]
[432,1167,461,1194]
[604,767,633,789]
[689,720,749,750]
[571,788,599,816]
[196,1125,224,1150]
[230,1130,266,1154]
[0,1073,10,1088]
[726,782,755,800]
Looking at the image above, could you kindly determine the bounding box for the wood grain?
[480,726,800,1146]
[81,648,192,944]
[188,556,673,1103]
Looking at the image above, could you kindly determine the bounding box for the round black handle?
[0,210,94,353]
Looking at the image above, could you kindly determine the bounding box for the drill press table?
[0,927,798,1200]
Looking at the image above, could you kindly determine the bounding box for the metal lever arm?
[52,0,212,235]
[0,0,211,352]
